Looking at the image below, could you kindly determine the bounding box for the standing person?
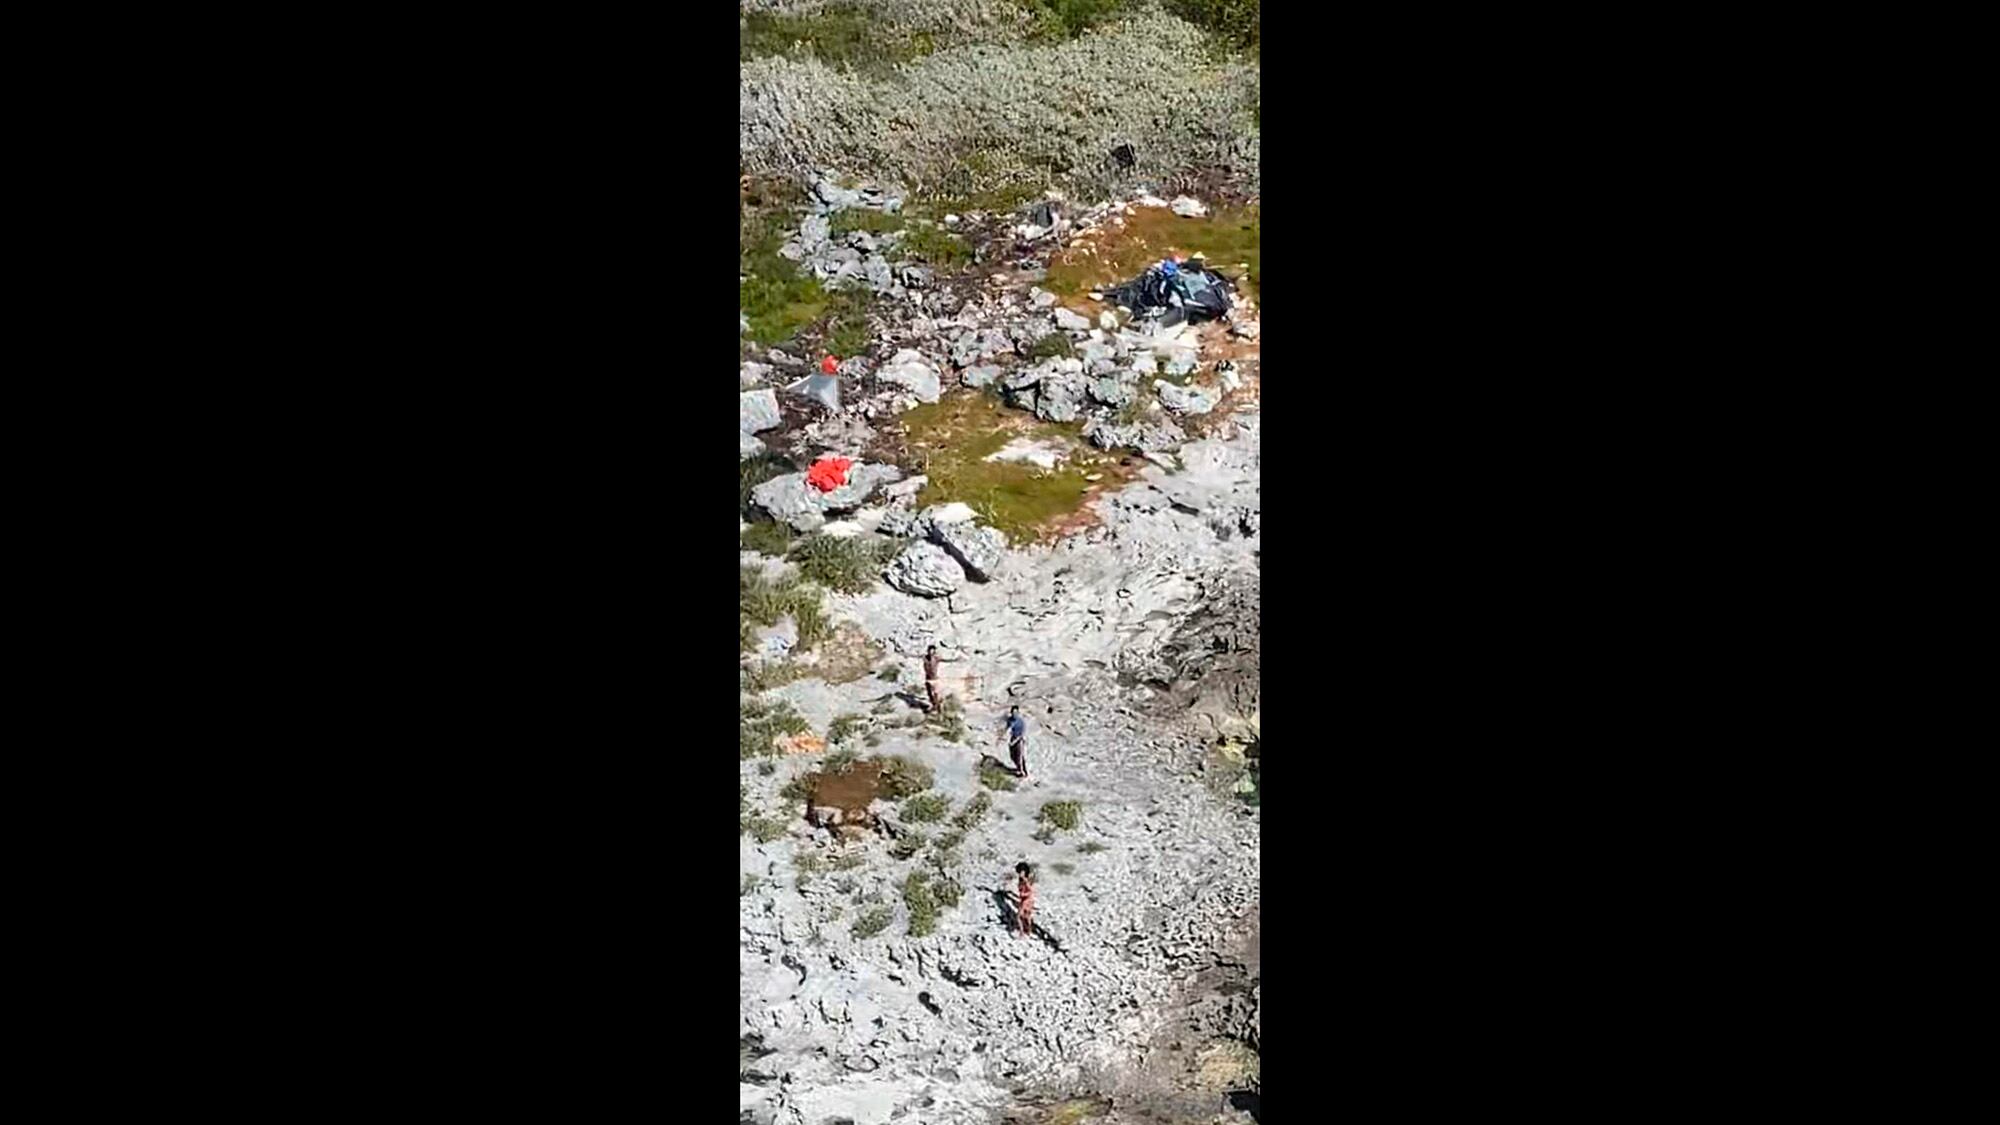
[923,644,942,713]
[1014,862,1037,938]
[999,704,1029,779]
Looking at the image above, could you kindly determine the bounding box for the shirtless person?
[924,644,942,713]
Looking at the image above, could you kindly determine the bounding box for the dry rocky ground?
[741,165,1260,1125]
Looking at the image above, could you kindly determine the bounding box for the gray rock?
[863,255,894,291]
[962,364,1003,389]
[900,265,933,289]
[878,509,919,538]
[1156,381,1220,415]
[847,230,878,253]
[1029,287,1059,309]
[885,540,964,598]
[1053,308,1091,332]
[1230,318,1260,340]
[931,520,1007,581]
[1000,364,1045,392]
[800,213,831,250]
[741,361,772,389]
[837,357,871,379]
[1089,377,1136,408]
[1085,417,1187,454]
[740,430,767,460]
[876,349,942,403]
[751,462,903,532]
[1035,372,1086,422]
[740,389,782,434]
[784,374,841,412]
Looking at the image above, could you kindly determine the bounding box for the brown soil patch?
[808,760,884,820]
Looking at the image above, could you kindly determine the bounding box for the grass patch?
[902,871,940,936]
[741,874,761,896]
[741,200,826,347]
[740,697,810,759]
[1046,203,1260,307]
[740,519,794,557]
[823,748,859,774]
[851,905,894,939]
[1028,332,1075,360]
[741,4,939,73]
[827,713,867,743]
[893,391,1110,544]
[979,761,1020,791]
[742,660,807,693]
[954,791,993,828]
[1020,0,1131,40]
[831,852,866,871]
[900,793,952,823]
[901,221,974,268]
[745,817,789,844]
[829,209,904,237]
[740,564,831,652]
[889,831,928,861]
[1164,0,1259,54]
[789,534,897,594]
[872,755,935,799]
[779,773,816,803]
[822,288,875,358]
[934,877,963,907]
[794,852,825,875]
[1038,801,1083,831]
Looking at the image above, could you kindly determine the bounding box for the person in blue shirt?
[999,704,1029,779]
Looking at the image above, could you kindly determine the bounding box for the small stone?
[1029,288,1059,309]
[1098,310,1119,331]
[1053,308,1091,332]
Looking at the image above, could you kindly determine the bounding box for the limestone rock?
[885,540,964,598]
[740,389,782,434]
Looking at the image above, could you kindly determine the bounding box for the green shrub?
[1020,0,1130,40]
[790,535,895,594]
[780,773,816,803]
[954,791,993,828]
[902,222,973,268]
[889,831,928,861]
[827,713,868,743]
[741,698,810,759]
[933,877,963,908]
[1163,0,1259,52]
[823,748,859,774]
[1028,332,1074,359]
[903,871,940,936]
[831,852,867,871]
[746,817,789,843]
[901,793,951,823]
[741,519,794,557]
[874,756,935,798]
[979,761,1019,791]
[1038,801,1082,831]
[851,905,894,939]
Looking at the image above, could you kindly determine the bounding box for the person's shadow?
[990,887,1064,951]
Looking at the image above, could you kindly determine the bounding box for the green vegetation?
[851,904,894,938]
[900,793,952,823]
[745,816,789,844]
[830,208,903,237]
[823,289,875,357]
[1044,204,1260,306]
[902,870,940,936]
[741,4,939,73]
[740,564,830,653]
[740,198,825,347]
[873,755,935,799]
[889,831,928,861]
[1164,0,1259,53]
[740,696,810,759]
[979,760,1020,791]
[789,534,897,594]
[895,391,1112,544]
[823,748,859,774]
[1028,332,1075,360]
[954,791,993,828]
[933,877,963,908]
[742,874,761,896]
[779,773,816,803]
[740,519,794,557]
[831,852,867,871]
[827,713,867,743]
[901,221,974,268]
[1039,800,1083,831]
[1020,0,1130,40]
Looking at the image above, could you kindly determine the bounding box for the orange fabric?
[806,456,853,492]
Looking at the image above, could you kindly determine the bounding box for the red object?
[821,355,840,374]
[806,456,853,493]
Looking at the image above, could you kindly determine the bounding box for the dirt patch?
[807,759,884,820]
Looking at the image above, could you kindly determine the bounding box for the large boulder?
[1156,381,1220,415]
[930,519,1007,581]
[885,540,964,598]
[740,389,782,434]
[1035,372,1087,422]
[740,430,767,460]
[962,364,1003,389]
[751,462,905,532]
[877,349,942,403]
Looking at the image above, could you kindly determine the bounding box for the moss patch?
[889,391,1126,544]
[1046,203,1260,308]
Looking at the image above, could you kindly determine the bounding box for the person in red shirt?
[1014,862,1037,938]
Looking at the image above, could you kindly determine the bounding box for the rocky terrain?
[741,8,1259,1123]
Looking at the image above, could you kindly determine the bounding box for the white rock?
[1170,196,1208,217]
[1099,311,1119,331]
[1053,308,1091,332]
[740,389,782,434]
